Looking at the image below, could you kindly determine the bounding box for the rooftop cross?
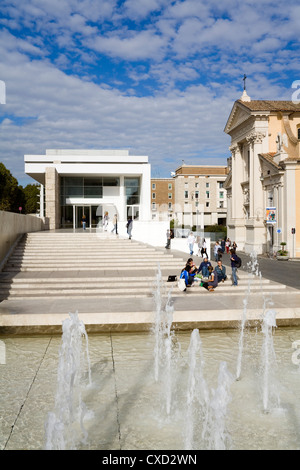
[243,74,247,91]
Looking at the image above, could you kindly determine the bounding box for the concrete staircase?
[0,232,184,300]
[0,231,294,301]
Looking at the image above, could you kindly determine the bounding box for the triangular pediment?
[223,169,232,190]
[224,101,252,134]
[258,154,283,186]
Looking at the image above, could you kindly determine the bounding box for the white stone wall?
[0,211,47,267]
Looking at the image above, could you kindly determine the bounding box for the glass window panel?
[103,177,120,186]
[126,195,139,205]
[65,187,83,197]
[84,186,103,198]
[125,177,139,187]
[84,178,102,187]
[64,177,83,186]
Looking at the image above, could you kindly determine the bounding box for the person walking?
[111,214,118,234]
[187,232,196,255]
[81,214,87,230]
[127,216,133,240]
[165,229,171,249]
[103,211,109,231]
[201,238,208,258]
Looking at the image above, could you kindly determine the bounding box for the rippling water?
[1,326,300,450]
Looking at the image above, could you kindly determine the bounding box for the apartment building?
[151,164,228,228]
[151,178,174,221]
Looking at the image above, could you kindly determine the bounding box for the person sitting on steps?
[179,258,198,288]
[198,256,212,278]
[215,260,227,283]
[201,265,218,292]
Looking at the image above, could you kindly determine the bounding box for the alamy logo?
[0,340,6,365]
[0,80,6,104]
[292,340,300,365]
[291,80,300,104]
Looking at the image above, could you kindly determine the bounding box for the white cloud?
[0,0,300,185]
[86,29,167,61]
[0,44,233,184]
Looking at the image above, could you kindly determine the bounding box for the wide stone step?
[0,278,287,297]
[4,265,183,272]
[0,277,273,286]
[9,252,177,259]
[0,285,290,300]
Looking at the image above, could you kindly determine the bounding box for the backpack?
[234,256,242,268]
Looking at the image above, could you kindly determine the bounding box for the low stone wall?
[0,211,48,267]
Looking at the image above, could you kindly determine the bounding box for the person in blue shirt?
[230,249,239,286]
[215,260,227,282]
[180,258,197,287]
[198,257,212,278]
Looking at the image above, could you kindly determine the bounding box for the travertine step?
[0,232,296,301]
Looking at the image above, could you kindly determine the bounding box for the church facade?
[224,91,300,258]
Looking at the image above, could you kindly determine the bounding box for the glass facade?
[125,177,140,205]
[60,176,120,203]
[60,176,141,227]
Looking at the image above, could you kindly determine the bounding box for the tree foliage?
[0,163,39,214]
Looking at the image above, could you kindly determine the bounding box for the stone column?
[230,143,244,220]
[45,167,60,230]
[246,131,265,221]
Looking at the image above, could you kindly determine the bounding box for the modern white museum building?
[24,149,167,244]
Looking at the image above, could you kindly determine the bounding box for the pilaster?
[45,167,60,230]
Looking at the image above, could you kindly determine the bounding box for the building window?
[219,191,224,198]
[195,182,199,188]
[152,202,156,210]
[168,193,172,199]
[152,193,156,199]
[168,183,172,190]
[219,201,224,208]
[219,181,224,188]
[206,202,210,208]
[206,182,210,188]
[206,191,210,198]
[184,190,189,198]
[195,191,199,199]
[125,177,140,205]
[298,128,300,140]
[168,202,172,210]
[152,183,156,189]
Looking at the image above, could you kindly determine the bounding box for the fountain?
[261,309,280,413]
[152,265,178,415]
[44,312,92,450]
[184,329,209,450]
[206,361,233,450]
[236,251,261,380]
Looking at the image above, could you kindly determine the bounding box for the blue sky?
[0,0,300,186]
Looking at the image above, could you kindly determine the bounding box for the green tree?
[23,184,40,214]
[0,162,21,211]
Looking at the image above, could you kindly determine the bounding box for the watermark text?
[0,340,6,365]
[0,80,6,105]
[292,80,300,104]
[292,340,300,365]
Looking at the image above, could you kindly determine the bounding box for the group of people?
[180,257,227,292]
[81,212,133,239]
[179,238,241,291]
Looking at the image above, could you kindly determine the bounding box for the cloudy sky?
[0,0,299,186]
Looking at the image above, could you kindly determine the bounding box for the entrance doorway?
[74,205,103,229]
